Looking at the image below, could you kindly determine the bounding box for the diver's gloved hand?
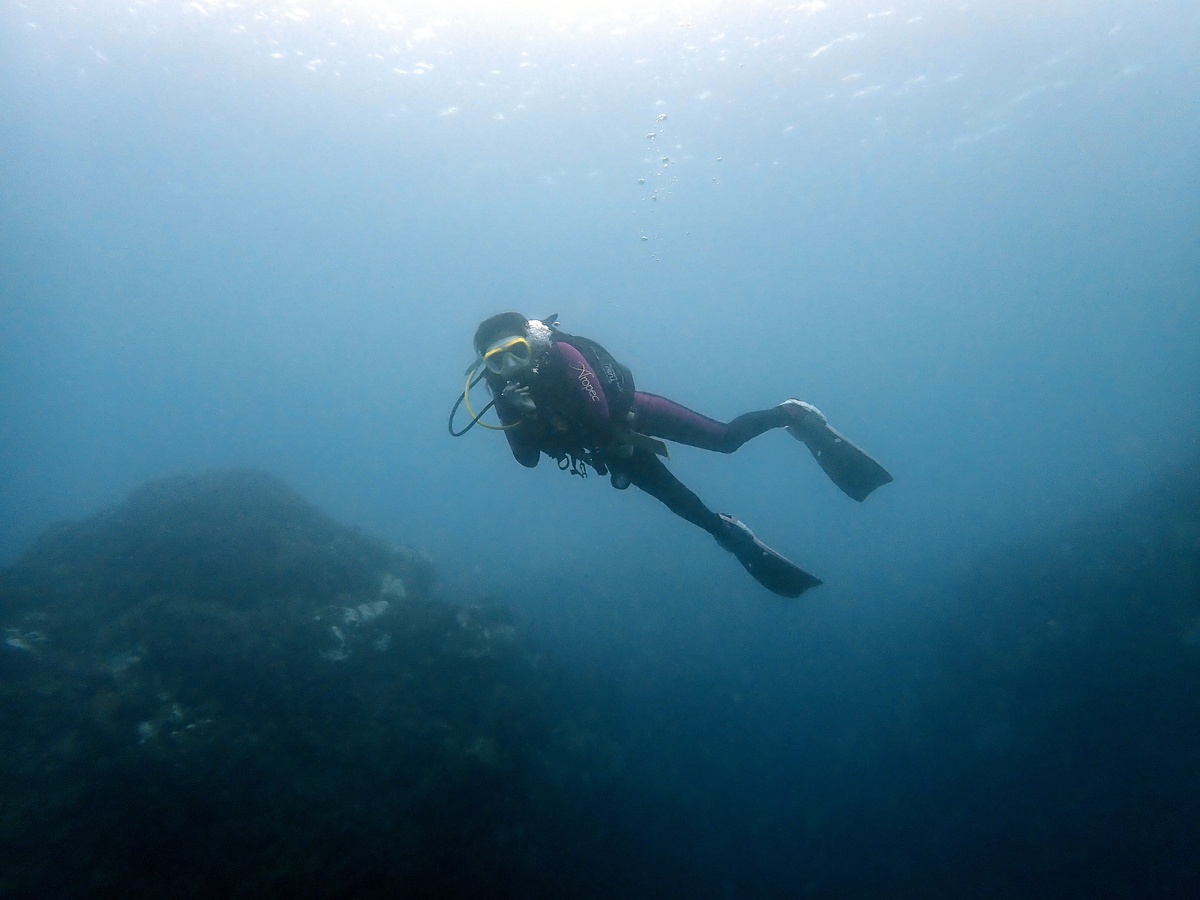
[501,382,537,416]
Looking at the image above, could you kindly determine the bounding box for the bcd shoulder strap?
[551,331,636,416]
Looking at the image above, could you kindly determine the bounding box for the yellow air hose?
[462,368,519,431]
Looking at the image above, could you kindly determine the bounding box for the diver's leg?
[613,451,821,598]
[614,447,726,537]
[631,392,811,453]
[630,392,892,502]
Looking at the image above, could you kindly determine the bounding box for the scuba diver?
[450,312,892,597]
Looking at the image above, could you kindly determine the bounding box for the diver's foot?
[716,514,822,598]
[715,513,757,554]
[781,399,827,443]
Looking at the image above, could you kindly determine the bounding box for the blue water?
[2,1,1199,896]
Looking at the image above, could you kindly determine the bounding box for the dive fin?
[718,515,822,598]
[786,403,893,502]
[805,425,893,502]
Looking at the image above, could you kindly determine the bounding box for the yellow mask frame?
[481,335,533,375]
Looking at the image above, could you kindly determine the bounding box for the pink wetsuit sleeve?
[555,342,611,429]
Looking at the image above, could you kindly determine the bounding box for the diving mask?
[482,335,533,377]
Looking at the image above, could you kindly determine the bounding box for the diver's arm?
[505,428,540,467]
[492,384,541,468]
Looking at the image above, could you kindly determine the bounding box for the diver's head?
[473,312,552,379]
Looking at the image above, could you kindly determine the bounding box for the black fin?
[804,423,893,502]
[718,515,822,598]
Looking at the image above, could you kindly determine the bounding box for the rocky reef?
[5,458,1197,898]
[0,470,624,898]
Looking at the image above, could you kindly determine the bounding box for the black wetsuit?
[487,332,796,543]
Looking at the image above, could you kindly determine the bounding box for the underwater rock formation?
[0,470,623,898]
[6,458,1195,899]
